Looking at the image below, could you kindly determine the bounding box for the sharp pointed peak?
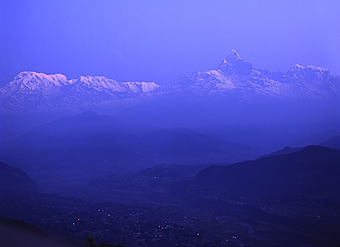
[226,50,242,62]
[293,64,304,69]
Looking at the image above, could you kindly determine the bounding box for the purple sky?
[1,0,339,86]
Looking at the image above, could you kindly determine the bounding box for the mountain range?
[1,50,339,114]
[167,50,340,99]
[1,50,339,149]
[0,71,159,113]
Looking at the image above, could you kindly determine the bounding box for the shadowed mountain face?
[0,161,38,192]
[0,112,258,174]
[195,146,340,197]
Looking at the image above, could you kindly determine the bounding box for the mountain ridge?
[0,71,160,113]
[195,145,340,197]
[1,50,339,114]
[168,50,340,98]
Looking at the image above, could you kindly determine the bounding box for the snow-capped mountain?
[0,72,159,113]
[168,50,340,99]
[0,50,339,114]
[0,72,69,97]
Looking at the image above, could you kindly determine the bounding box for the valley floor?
[1,173,340,247]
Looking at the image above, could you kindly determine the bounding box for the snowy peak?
[226,50,242,62]
[218,50,253,76]
[69,76,159,95]
[71,76,125,93]
[287,64,330,77]
[125,81,159,93]
[70,75,159,93]
[14,71,69,87]
[286,64,338,89]
[1,71,69,96]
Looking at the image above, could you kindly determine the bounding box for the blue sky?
[1,0,339,86]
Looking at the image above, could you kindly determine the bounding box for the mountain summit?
[225,49,242,62]
[218,50,253,76]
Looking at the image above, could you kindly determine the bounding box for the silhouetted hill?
[196,146,340,197]
[0,161,38,192]
[259,146,302,158]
